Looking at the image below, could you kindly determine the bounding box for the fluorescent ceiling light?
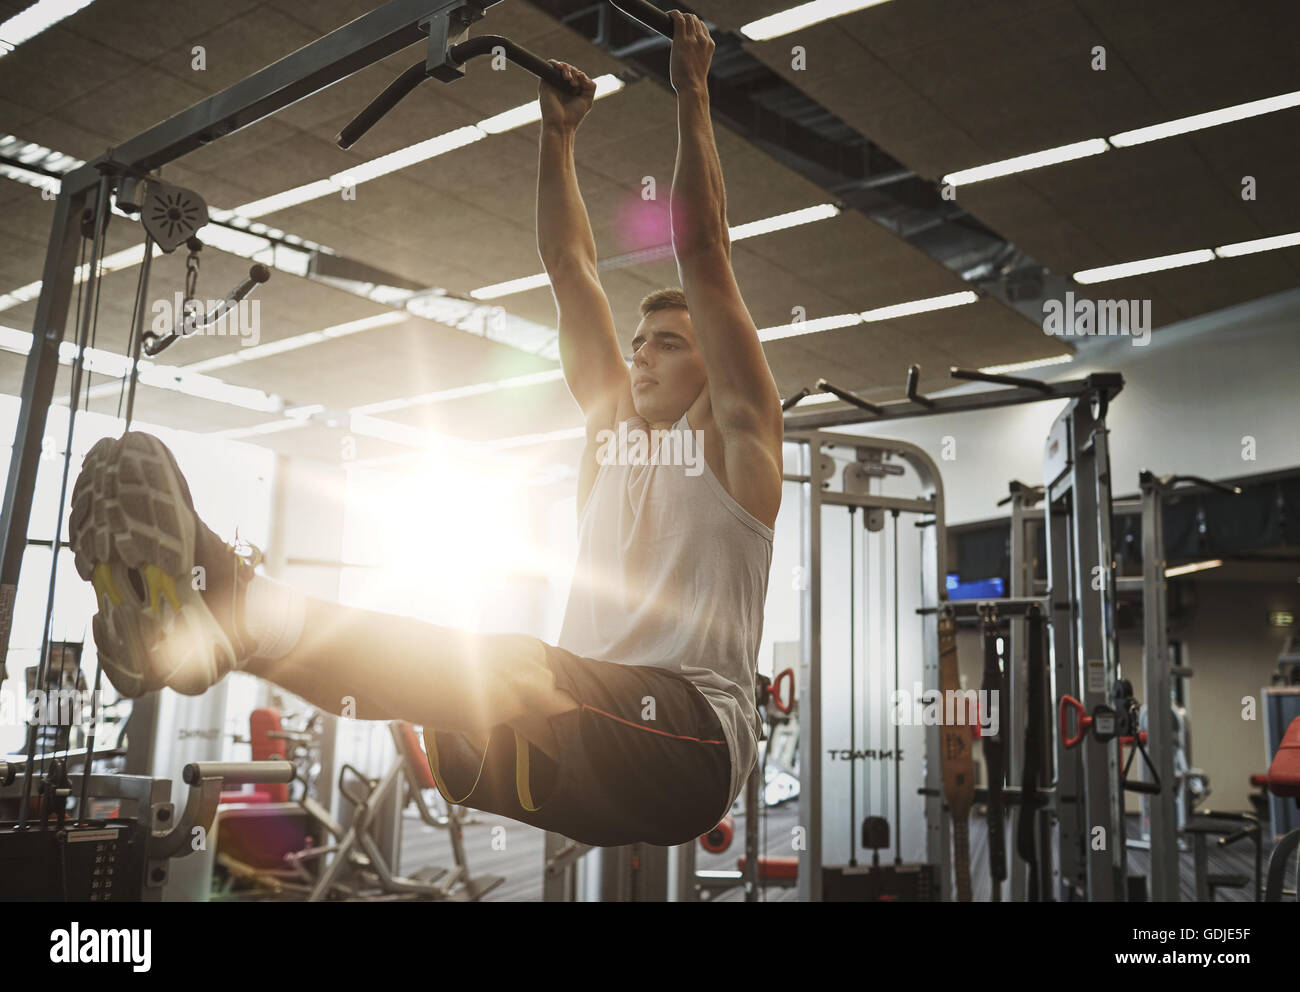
[472,203,842,302]
[233,180,341,220]
[231,78,623,220]
[1165,559,1223,578]
[0,323,32,354]
[942,139,1108,187]
[471,273,551,300]
[329,125,485,185]
[799,391,840,405]
[741,0,893,41]
[479,75,624,135]
[488,426,585,449]
[861,290,977,322]
[978,354,1074,375]
[941,90,1300,188]
[730,203,840,240]
[320,311,408,338]
[0,0,96,54]
[353,368,565,416]
[210,419,308,440]
[1110,90,1300,148]
[0,161,60,193]
[195,224,272,258]
[1073,249,1215,285]
[1215,230,1300,258]
[759,313,860,342]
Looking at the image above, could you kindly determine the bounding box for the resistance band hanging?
[980,607,1007,901]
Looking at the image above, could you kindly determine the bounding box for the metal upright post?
[1044,397,1123,900]
[797,439,823,901]
[1006,487,1043,901]
[1140,472,1179,901]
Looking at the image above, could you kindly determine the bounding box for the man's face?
[630,308,707,425]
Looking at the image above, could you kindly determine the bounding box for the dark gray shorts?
[422,644,732,847]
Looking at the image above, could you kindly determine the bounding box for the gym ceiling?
[0,0,1297,464]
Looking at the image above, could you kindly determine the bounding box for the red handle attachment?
[1059,695,1090,749]
[771,668,795,714]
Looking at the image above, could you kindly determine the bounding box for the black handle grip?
[449,35,580,95]
[906,364,935,408]
[816,378,884,416]
[1172,474,1242,496]
[950,367,1055,394]
[337,61,429,150]
[337,37,582,150]
[607,0,674,38]
[781,387,810,412]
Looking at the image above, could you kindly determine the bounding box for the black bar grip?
[1172,474,1242,496]
[337,37,581,151]
[816,378,884,415]
[906,364,935,408]
[449,35,579,95]
[607,0,674,38]
[781,387,810,412]
[337,60,428,149]
[950,367,1055,394]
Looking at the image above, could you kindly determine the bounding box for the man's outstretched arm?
[536,61,630,431]
[666,13,783,457]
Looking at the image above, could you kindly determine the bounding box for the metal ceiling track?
[526,0,1069,323]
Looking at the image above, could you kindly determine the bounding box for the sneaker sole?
[70,432,240,696]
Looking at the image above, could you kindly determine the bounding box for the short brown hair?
[639,287,688,317]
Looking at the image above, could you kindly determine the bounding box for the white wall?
[818,286,1300,525]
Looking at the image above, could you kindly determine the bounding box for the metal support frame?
[0,0,506,669]
[785,368,1124,900]
[1043,397,1124,900]
[786,429,946,902]
[1139,473,1179,901]
[1005,486,1043,901]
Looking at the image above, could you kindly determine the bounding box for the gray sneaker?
[69,432,258,697]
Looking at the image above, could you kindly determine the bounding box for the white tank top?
[557,413,773,811]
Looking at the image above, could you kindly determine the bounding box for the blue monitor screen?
[946,574,1005,600]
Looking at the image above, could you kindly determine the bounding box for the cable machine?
[783,365,1126,901]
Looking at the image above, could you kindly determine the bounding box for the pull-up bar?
[782,366,1124,431]
[337,0,675,149]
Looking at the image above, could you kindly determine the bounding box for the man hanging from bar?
[69,11,784,848]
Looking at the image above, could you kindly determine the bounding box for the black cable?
[23,214,89,822]
[848,506,856,867]
[117,234,152,422]
[26,176,111,829]
[892,509,901,865]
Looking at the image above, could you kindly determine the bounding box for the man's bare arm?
[536,62,631,427]
[667,13,782,443]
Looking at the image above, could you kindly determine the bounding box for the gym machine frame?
[0,0,670,894]
[782,367,1125,901]
[782,427,946,903]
